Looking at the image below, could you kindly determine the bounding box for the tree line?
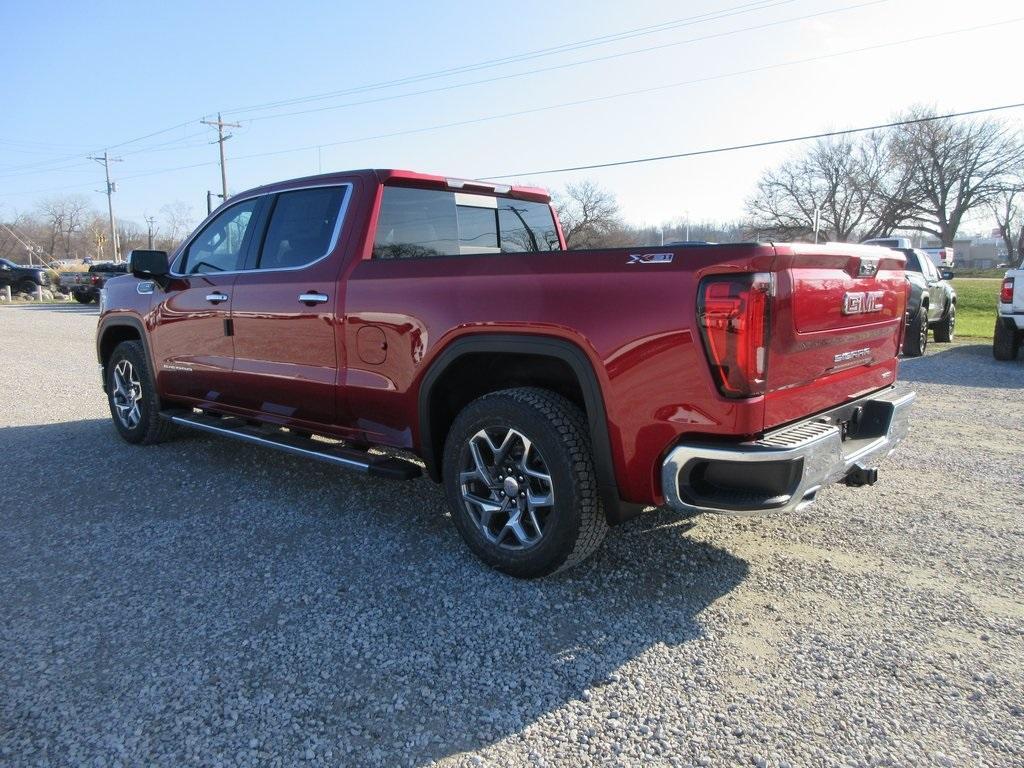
[0,198,196,266]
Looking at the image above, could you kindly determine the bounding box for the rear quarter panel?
[342,244,778,504]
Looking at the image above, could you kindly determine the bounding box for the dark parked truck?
[97,169,915,577]
[60,262,127,303]
[0,258,50,295]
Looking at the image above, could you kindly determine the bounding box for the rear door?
[228,184,352,426]
[764,243,908,428]
[919,255,945,321]
[151,197,263,405]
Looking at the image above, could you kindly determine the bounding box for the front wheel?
[933,303,955,343]
[442,387,608,578]
[16,279,37,295]
[993,319,1021,361]
[105,341,175,444]
[903,307,928,357]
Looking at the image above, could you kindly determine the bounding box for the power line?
[4,14,1020,200]
[240,0,886,124]
[0,0,795,172]
[222,0,800,118]
[111,15,1024,181]
[481,102,1024,179]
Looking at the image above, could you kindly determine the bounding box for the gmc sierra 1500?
[97,169,915,577]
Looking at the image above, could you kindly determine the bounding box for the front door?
[150,197,262,406]
[228,184,351,427]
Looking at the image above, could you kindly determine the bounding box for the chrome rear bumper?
[661,388,915,516]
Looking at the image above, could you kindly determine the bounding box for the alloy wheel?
[111,359,143,430]
[459,427,554,550]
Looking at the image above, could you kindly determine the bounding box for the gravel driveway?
[1,305,1021,767]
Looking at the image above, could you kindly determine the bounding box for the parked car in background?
[0,258,50,295]
[59,262,128,303]
[994,266,1024,360]
[922,246,955,270]
[894,248,957,357]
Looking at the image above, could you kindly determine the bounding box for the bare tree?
[158,201,196,251]
[36,195,92,259]
[553,181,622,249]
[890,107,1024,245]
[747,137,880,242]
[117,220,148,256]
[990,178,1024,265]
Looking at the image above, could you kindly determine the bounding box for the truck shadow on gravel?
[899,341,1024,388]
[1,418,747,765]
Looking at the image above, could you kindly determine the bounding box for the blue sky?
[1,0,1021,232]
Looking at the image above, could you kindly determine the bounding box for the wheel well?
[98,325,141,368]
[425,352,585,477]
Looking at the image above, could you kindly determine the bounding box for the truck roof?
[234,169,551,204]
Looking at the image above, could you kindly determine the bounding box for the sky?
[0,0,1021,233]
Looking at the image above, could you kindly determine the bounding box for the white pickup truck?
[995,266,1024,360]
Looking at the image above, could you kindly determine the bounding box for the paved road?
[1,305,1021,767]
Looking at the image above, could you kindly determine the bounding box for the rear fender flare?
[417,333,628,520]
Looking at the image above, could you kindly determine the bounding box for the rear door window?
[257,186,347,270]
[372,186,561,259]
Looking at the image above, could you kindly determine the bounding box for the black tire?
[105,340,176,445]
[73,291,93,304]
[933,302,955,343]
[993,319,1020,361]
[903,306,928,357]
[442,387,608,578]
[16,279,37,295]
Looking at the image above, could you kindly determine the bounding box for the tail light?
[1001,278,1015,303]
[697,273,772,398]
[91,275,101,285]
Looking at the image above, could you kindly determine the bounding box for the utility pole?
[88,151,123,262]
[145,216,156,249]
[206,190,224,216]
[201,112,240,200]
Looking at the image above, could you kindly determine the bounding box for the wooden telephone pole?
[201,113,241,200]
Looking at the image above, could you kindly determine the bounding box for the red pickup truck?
[97,169,914,577]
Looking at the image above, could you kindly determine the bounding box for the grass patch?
[951,278,1000,339]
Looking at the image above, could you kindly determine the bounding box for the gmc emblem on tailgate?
[842,290,885,315]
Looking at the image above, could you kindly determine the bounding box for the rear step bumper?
[661,387,915,516]
[162,410,422,480]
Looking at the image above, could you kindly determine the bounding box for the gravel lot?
[1,304,1021,768]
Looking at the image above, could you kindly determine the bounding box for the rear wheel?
[903,306,928,357]
[105,341,175,444]
[73,291,93,304]
[933,302,955,343]
[442,387,608,578]
[993,319,1020,361]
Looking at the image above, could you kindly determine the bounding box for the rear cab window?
[372,186,561,259]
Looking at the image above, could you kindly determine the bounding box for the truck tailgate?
[764,243,908,429]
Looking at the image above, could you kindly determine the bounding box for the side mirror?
[128,250,170,286]
[940,268,954,280]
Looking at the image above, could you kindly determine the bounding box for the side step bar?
[161,409,422,480]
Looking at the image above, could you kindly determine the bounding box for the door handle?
[205,292,229,304]
[299,292,329,305]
